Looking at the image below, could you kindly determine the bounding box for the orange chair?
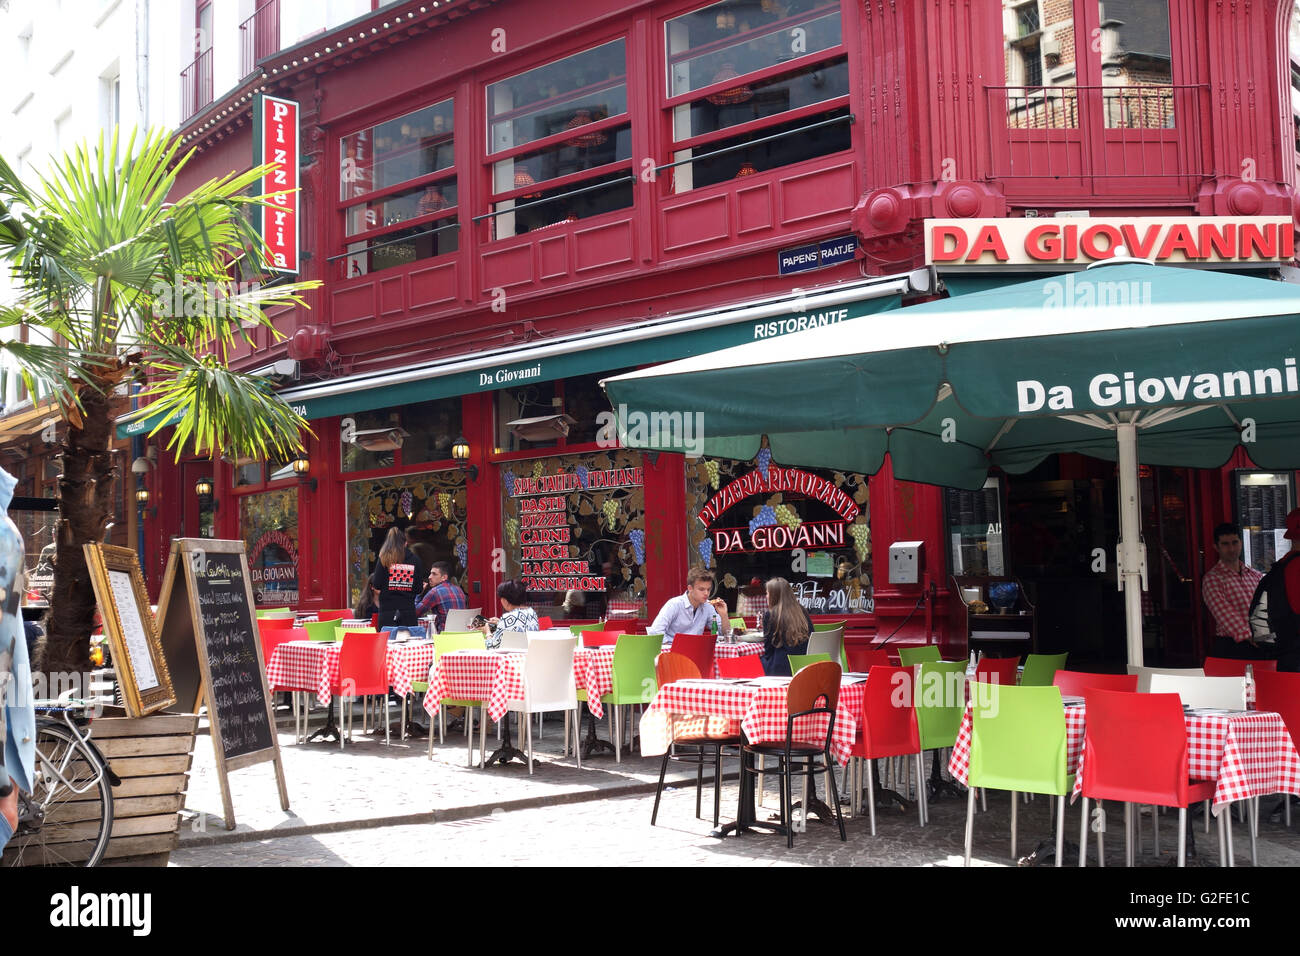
[650,652,742,827]
[974,656,1020,686]
[849,665,924,833]
[1203,656,1278,677]
[846,647,892,673]
[1052,670,1139,697]
[717,655,763,679]
[331,632,391,749]
[1078,689,1228,867]
[581,630,623,647]
[671,633,717,680]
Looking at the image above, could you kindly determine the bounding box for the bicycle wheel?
[1,721,114,867]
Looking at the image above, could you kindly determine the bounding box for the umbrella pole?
[1116,421,1146,668]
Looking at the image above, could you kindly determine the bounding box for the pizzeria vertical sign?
[254,95,299,274]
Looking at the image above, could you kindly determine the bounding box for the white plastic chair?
[506,635,582,774]
[443,608,483,632]
[1126,665,1205,693]
[499,630,528,650]
[808,628,844,663]
[1148,673,1246,710]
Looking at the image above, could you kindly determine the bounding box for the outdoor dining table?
[422,648,531,766]
[266,638,438,706]
[641,674,867,836]
[947,699,1300,813]
[574,639,765,719]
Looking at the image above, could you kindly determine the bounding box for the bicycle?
[1,691,118,867]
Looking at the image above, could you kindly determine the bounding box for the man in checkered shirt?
[1202,522,1264,660]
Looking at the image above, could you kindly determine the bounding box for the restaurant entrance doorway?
[1004,456,1199,670]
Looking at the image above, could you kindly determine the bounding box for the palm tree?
[0,129,320,676]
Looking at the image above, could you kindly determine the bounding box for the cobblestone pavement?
[174,729,1300,865]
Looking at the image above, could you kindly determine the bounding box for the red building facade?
[131,0,1300,666]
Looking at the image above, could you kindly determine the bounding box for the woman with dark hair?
[371,527,426,628]
[759,576,813,676]
[481,578,539,649]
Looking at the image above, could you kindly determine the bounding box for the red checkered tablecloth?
[641,678,866,765]
[948,703,1300,813]
[266,639,438,706]
[713,642,764,670]
[573,641,765,718]
[423,650,528,723]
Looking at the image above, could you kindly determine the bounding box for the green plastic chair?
[429,632,488,763]
[1020,653,1069,687]
[912,659,967,825]
[257,609,294,619]
[963,683,1074,867]
[598,634,661,762]
[303,619,339,642]
[729,617,745,630]
[813,620,848,632]
[570,622,605,636]
[335,624,378,641]
[789,653,832,674]
[898,645,943,667]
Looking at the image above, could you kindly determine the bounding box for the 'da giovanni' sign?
[925,217,1293,269]
[699,466,859,555]
[254,95,299,274]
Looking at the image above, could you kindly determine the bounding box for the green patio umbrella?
[602,262,1300,666]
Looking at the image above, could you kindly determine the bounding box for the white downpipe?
[1116,421,1145,667]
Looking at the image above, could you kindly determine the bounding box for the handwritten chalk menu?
[83,544,175,717]
[155,538,289,830]
[192,550,273,760]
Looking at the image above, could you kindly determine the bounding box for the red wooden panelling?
[779,162,856,226]
[661,192,730,252]
[331,282,377,326]
[480,242,536,291]
[538,235,568,279]
[574,219,635,273]
[408,261,459,310]
[379,275,404,316]
[735,183,774,235]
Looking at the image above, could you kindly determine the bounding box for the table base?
[483,712,529,768]
[305,702,341,744]
[579,711,616,759]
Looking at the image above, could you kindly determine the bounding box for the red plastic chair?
[717,655,763,678]
[604,625,630,636]
[1052,670,1139,697]
[1203,656,1278,677]
[370,613,379,629]
[974,656,1020,686]
[582,631,622,648]
[849,665,924,833]
[258,616,295,632]
[672,633,718,680]
[1254,671,1300,826]
[331,633,391,748]
[263,627,309,741]
[317,609,351,623]
[537,616,553,630]
[1078,689,1225,867]
[846,647,892,673]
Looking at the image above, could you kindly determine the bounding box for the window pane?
[488,40,627,154]
[340,99,454,201]
[234,461,261,486]
[346,470,468,609]
[342,219,459,278]
[674,57,848,139]
[402,397,463,465]
[1003,0,1076,128]
[562,370,635,446]
[673,105,850,191]
[500,449,648,621]
[1097,0,1173,129]
[240,488,299,608]
[341,408,401,472]
[490,172,633,239]
[496,381,559,453]
[666,3,841,98]
[686,453,872,620]
[492,127,631,195]
[345,180,458,236]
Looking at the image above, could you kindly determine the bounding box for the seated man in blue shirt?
[649,567,733,645]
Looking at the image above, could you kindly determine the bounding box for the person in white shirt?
[649,567,733,644]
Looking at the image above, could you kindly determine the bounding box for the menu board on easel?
[84,544,176,717]
[155,537,289,829]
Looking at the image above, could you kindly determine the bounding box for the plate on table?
[1060,695,1085,706]
[1184,707,1231,716]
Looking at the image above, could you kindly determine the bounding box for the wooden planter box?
[4,708,199,867]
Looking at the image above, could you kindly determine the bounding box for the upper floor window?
[1002,0,1174,129]
[337,98,458,277]
[663,0,850,192]
[485,40,634,239]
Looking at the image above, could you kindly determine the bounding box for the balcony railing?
[180,48,214,122]
[986,83,1210,188]
[240,0,281,78]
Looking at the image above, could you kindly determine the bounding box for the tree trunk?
[40,380,118,680]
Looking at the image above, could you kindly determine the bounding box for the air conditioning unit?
[507,414,576,443]
[349,426,410,452]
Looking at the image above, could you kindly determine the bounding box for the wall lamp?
[451,436,478,481]
[195,477,219,512]
[291,453,317,491]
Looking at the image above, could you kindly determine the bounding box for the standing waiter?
[1202,522,1264,660]
[1250,509,1300,672]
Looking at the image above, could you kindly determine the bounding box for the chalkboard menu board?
[156,538,289,830]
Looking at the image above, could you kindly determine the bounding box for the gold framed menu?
[84,543,176,717]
